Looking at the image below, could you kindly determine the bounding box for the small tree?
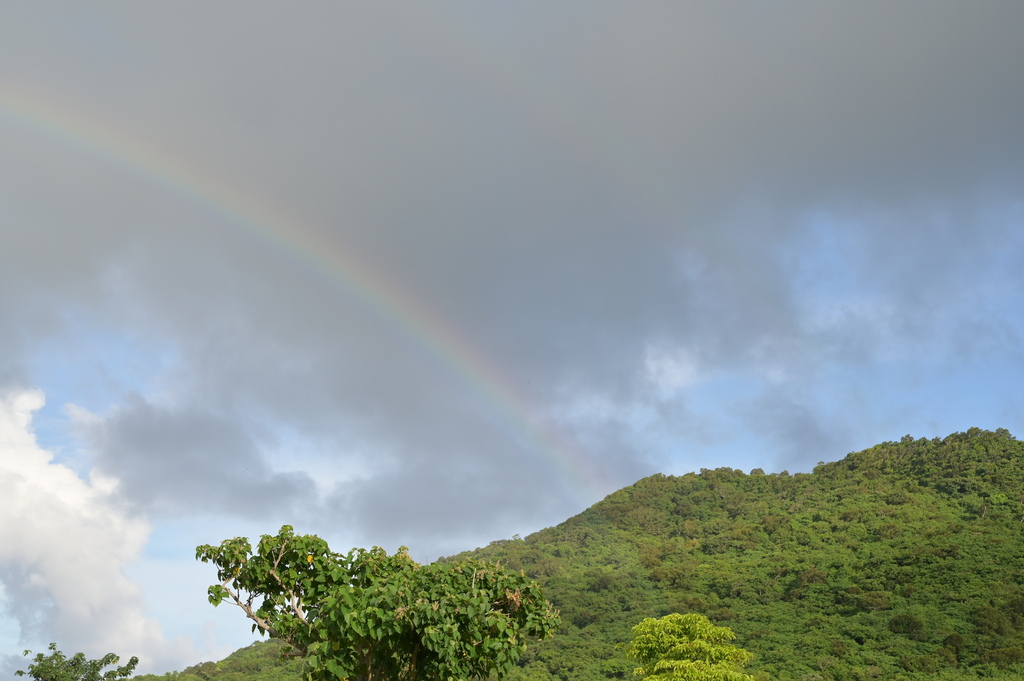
[196,525,560,681]
[16,643,138,681]
[625,613,754,681]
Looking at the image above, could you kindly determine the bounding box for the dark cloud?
[0,1,1022,566]
[81,394,315,518]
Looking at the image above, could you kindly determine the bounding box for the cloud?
[74,394,316,519]
[0,388,190,673]
[645,345,701,398]
[0,1,1019,494]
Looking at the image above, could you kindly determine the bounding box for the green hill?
[134,639,303,681]
[141,428,1024,681]
[459,427,1024,681]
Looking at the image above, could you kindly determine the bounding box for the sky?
[1,1,1023,675]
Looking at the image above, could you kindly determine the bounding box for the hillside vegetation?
[134,640,303,681]
[139,428,1024,681]
[461,427,1024,681]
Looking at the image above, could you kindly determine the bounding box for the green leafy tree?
[16,643,138,681]
[625,614,754,681]
[196,525,560,681]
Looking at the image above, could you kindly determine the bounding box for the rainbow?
[0,80,615,504]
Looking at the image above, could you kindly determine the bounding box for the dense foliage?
[143,428,1024,681]
[193,525,559,681]
[460,428,1024,681]
[626,614,753,681]
[17,642,138,681]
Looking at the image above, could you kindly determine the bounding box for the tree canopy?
[16,642,138,681]
[196,525,560,681]
[626,614,753,681]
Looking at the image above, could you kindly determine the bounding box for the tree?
[625,613,754,681]
[16,643,138,681]
[196,525,560,681]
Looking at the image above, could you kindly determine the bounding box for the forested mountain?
[460,427,1024,681]
[140,428,1024,681]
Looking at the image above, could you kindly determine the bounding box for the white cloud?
[0,388,191,673]
[644,345,701,398]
